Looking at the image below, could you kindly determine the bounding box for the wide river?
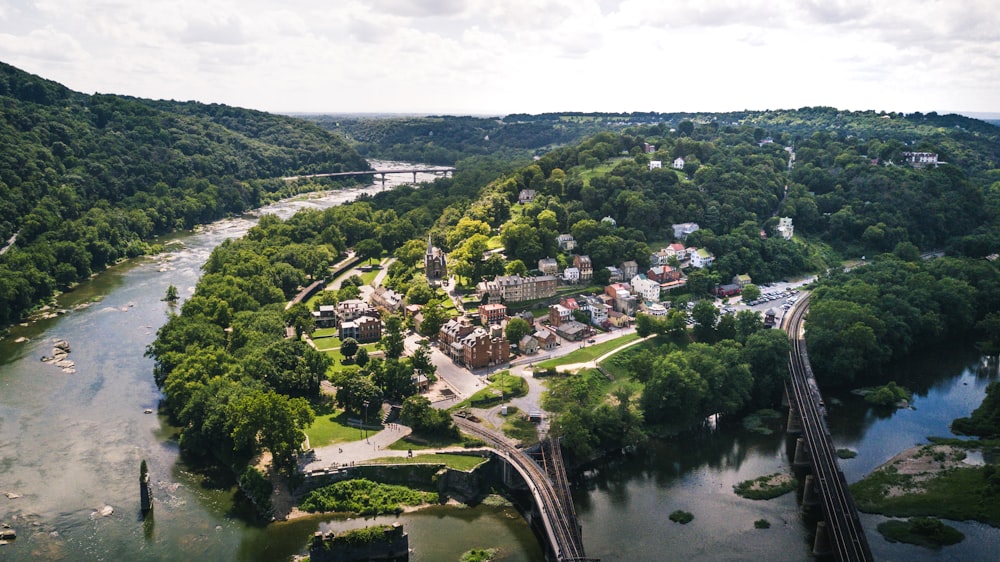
[1,164,997,560]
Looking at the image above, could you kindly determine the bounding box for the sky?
[1,0,998,116]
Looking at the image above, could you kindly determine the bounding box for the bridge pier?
[812,520,833,557]
[800,474,820,514]
[786,403,803,435]
[412,171,418,183]
[793,437,811,468]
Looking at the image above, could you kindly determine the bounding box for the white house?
[672,157,685,170]
[556,234,577,252]
[672,222,700,240]
[648,160,662,170]
[777,217,794,240]
[562,267,580,283]
[630,274,662,303]
[691,248,715,268]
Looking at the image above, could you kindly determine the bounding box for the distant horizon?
[3,1,997,120]
[280,109,1000,121]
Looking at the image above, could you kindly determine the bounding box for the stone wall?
[309,523,408,562]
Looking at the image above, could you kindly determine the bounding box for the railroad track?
[453,417,590,561]
[785,295,873,561]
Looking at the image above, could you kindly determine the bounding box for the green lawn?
[486,236,503,250]
[534,332,642,369]
[305,410,370,447]
[312,334,342,352]
[387,433,467,451]
[366,453,488,471]
[324,342,380,374]
[450,373,527,410]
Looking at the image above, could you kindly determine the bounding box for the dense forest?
[0,62,369,325]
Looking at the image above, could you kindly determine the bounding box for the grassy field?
[534,332,642,369]
[323,342,380,374]
[387,433,467,451]
[305,409,372,447]
[451,372,527,410]
[576,158,628,186]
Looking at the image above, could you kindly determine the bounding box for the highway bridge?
[783,294,874,561]
[454,416,594,562]
[281,166,455,183]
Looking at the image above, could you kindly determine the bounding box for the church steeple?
[427,232,434,255]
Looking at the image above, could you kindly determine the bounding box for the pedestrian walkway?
[299,422,416,473]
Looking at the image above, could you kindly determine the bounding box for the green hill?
[0,61,369,325]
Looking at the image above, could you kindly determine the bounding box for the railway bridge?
[281,166,455,185]
[453,416,595,562]
[783,294,874,561]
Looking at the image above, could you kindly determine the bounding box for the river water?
[1,163,997,560]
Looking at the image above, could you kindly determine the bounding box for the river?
[2,163,998,560]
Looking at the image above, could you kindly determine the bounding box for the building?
[606,283,637,315]
[550,320,590,341]
[562,267,580,284]
[535,330,558,350]
[691,248,715,269]
[630,274,662,303]
[648,160,662,170]
[556,234,577,252]
[733,274,752,288]
[480,303,508,325]
[312,304,337,328]
[648,265,683,283]
[518,189,537,204]
[672,222,700,240]
[673,157,685,169]
[548,304,572,326]
[440,317,475,346]
[777,217,794,240]
[338,299,374,323]
[606,265,623,282]
[902,151,939,167]
[714,284,741,297]
[608,310,631,328]
[538,257,559,276]
[477,275,558,304]
[643,142,656,153]
[339,315,382,343]
[620,260,639,280]
[371,286,404,312]
[573,255,593,282]
[519,334,539,355]
[424,234,447,283]
[601,216,617,228]
[646,303,668,317]
[459,328,510,369]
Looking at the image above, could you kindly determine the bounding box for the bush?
[238,467,273,518]
[733,473,797,500]
[877,517,965,548]
[754,518,771,529]
[300,478,437,515]
[669,510,694,524]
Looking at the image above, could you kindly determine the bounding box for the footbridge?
[281,166,455,185]
[453,416,594,562]
[783,294,874,561]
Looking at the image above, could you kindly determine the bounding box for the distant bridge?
[783,294,874,561]
[454,417,594,562]
[281,166,455,185]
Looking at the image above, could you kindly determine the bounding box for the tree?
[341,337,359,362]
[164,284,179,303]
[400,395,456,436]
[355,346,370,368]
[411,342,435,378]
[741,284,761,302]
[505,259,528,276]
[418,300,448,339]
[691,300,719,343]
[283,302,314,338]
[505,317,533,345]
[405,281,435,305]
[355,238,383,264]
[380,314,405,360]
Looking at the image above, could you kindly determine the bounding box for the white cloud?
[0,0,996,113]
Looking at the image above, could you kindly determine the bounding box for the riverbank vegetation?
[300,478,438,515]
[733,473,797,500]
[850,444,1000,526]
[805,255,1000,387]
[877,517,965,548]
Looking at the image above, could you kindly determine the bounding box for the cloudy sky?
[1,0,998,116]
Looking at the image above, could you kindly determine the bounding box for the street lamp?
[362,400,369,443]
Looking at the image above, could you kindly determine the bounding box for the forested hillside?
[0,62,369,325]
